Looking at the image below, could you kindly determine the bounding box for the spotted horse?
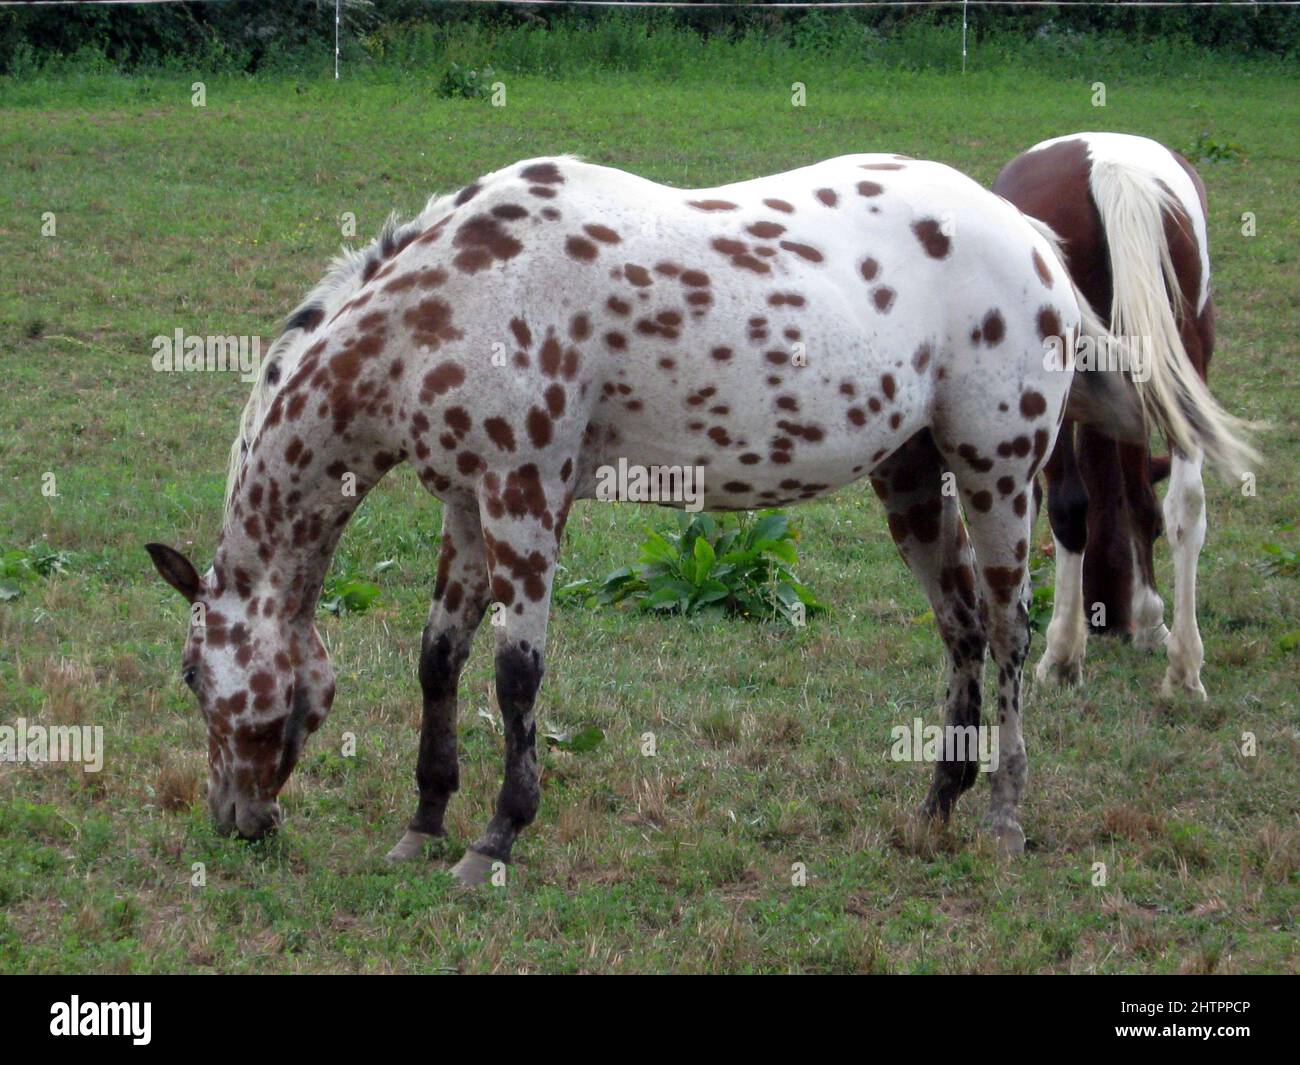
[994,133,1257,699]
[146,153,1239,883]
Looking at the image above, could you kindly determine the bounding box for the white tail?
[1089,158,1259,478]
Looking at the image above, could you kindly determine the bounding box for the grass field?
[0,39,1297,973]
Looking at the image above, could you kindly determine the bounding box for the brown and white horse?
[147,152,1243,881]
[994,132,1257,699]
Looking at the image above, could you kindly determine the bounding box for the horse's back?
[359,153,1081,512]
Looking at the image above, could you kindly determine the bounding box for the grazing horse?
[146,153,1228,883]
[993,133,1257,699]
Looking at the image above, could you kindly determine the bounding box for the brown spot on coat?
[566,235,598,261]
[1032,248,1054,287]
[780,240,823,263]
[419,362,466,400]
[1020,390,1047,418]
[911,218,951,259]
[452,215,523,273]
[1037,307,1061,340]
[405,297,463,350]
[520,161,564,185]
[983,565,1023,605]
[957,444,993,472]
[526,408,553,447]
[485,417,516,452]
[982,310,1005,346]
[544,383,566,418]
[624,264,653,287]
[584,223,621,244]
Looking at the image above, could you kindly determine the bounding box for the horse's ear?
[145,543,202,603]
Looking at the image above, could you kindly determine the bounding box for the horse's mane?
[222,189,462,518]
[223,156,586,520]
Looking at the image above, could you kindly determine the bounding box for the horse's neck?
[219,417,368,621]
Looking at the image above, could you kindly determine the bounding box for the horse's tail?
[1088,158,1259,478]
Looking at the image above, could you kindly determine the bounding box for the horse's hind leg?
[388,497,490,862]
[1161,307,1212,700]
[871,431,987,819]
[940,442,1039,855]
[449,476,571,886]
[958,494,1034,854]
[1162,446,1207,699]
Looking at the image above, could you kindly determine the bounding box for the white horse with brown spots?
[147,153,1247,882]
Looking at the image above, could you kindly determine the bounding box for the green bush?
[557,510,825,624]
[436,60,495,99]
[0,543,71,601]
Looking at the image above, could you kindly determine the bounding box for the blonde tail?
[1089,158,1259,478]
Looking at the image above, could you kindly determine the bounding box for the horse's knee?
[419,628,462,702]
[495,642,544,713]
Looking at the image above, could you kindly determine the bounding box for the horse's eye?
[182,666,199,690]
[266,361,281,386]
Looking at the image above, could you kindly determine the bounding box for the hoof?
[917,802,946,824]
[983,814,1026,856]
[919,789,957,824]
[385,829,436,863]
[1161,670,1208,702]
[1034,654,1082,687]
[450,848,498,887]
[1132,622,1169,653]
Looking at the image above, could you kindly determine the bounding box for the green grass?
[0,46,1297,973]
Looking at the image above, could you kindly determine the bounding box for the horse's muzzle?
[235,801,283,841]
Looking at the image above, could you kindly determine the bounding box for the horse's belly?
[581,347,927,509]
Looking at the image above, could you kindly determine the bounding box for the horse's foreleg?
[450,486,567,886]
[1119,441,1168,651]
[1035,425,1089,687]
[387,498,490,862]
[1161,447,1207,700]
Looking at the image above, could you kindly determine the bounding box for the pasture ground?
[0,46,1297,973]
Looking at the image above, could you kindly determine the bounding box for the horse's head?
[146,543,335,840]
